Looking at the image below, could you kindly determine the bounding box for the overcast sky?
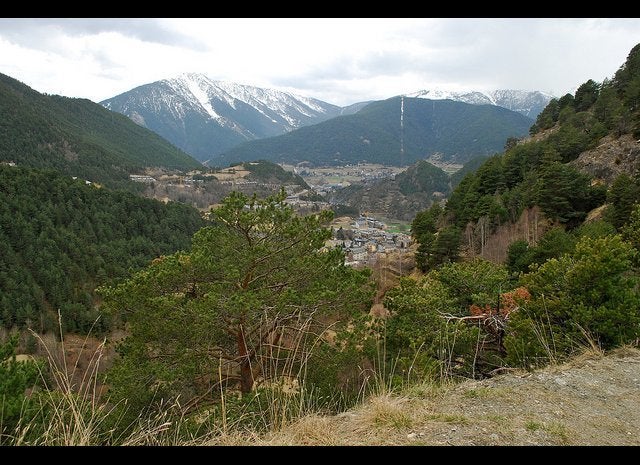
[1,18,639,106]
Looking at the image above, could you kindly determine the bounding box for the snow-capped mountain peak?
[100,74,342,161]
[101,75,554,164]
[163,73,335,127]
[406,88,554,119]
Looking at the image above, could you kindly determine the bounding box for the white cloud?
[0,18,639,106]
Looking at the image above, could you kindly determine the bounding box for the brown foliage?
[469,287,531,318]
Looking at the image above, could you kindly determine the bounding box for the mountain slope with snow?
[101,76,552,164]
[407,89,554,119]
[101,73,342,162]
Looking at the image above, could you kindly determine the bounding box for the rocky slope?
[218,348,640,446]
[570,133,640,184]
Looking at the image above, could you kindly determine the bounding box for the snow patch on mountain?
[100,73,343,161]
[179,74,221,120]
[407,88,555,119]
[409,89,494,106]
[155,73,338,128]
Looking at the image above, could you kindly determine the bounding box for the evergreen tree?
[101,190,373,416]
[605,173,640,229]
[574,79,601,111]
[507,235,640,366]
[621,203,640,251]
[0,336,42,439]
[530,98,559,134]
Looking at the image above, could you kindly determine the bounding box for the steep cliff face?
[570,134,640,184]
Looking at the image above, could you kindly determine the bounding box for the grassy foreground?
[221,346,640,446]
[6,330,639,446]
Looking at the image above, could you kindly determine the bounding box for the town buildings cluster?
[327,216,412,266]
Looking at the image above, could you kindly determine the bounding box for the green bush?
[383,260,515,380]
[0,335,42,442]
[304,321,378,412]
[506,235,640,367]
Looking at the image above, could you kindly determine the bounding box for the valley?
[1,25,640,447]
[281,163,406,194]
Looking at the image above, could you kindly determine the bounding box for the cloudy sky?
[1,18,639,106]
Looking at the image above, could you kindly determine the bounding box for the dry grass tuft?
[609,345,640,358]
[403,378,451,400]
[13,319,114,446]
[10,314,208,446]
[261,415,342,446]
[362,395,413,429]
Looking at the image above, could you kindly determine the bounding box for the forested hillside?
[239,160,309,188]
[407,43,640,278]
[395,45,640,392]
[0,73,201,189]
[0,166,206,334]
[216,97,532,167]
[440,43,640,253]
[450,155,490,188]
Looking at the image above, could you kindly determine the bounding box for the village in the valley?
[127,163,413,268]
[325,215,412,267]
[285,163,414,267]
[283,163,405,196]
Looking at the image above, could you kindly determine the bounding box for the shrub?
[506,235,640,367]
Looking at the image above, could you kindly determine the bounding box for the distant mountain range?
[406,89,554,119]
[101,73,345,162]
[215,96,533,167]
[0,72,201,187]
[101,75,551,164]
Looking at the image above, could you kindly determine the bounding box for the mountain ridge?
[0,72,201,188]
[407,88,554,119]
[215,96,533,167]
[100,75,553,163]
[101,73,342,162]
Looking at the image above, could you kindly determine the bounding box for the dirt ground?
[233,347,640,445]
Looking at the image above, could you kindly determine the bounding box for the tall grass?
[8,312,379,444]
[208,314,357,436]
[9,314,112,445]
[508,297,607,370]
[8,314,191,445]
[7,309,467,445]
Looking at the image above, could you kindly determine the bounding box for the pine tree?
[101,190,373,415]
